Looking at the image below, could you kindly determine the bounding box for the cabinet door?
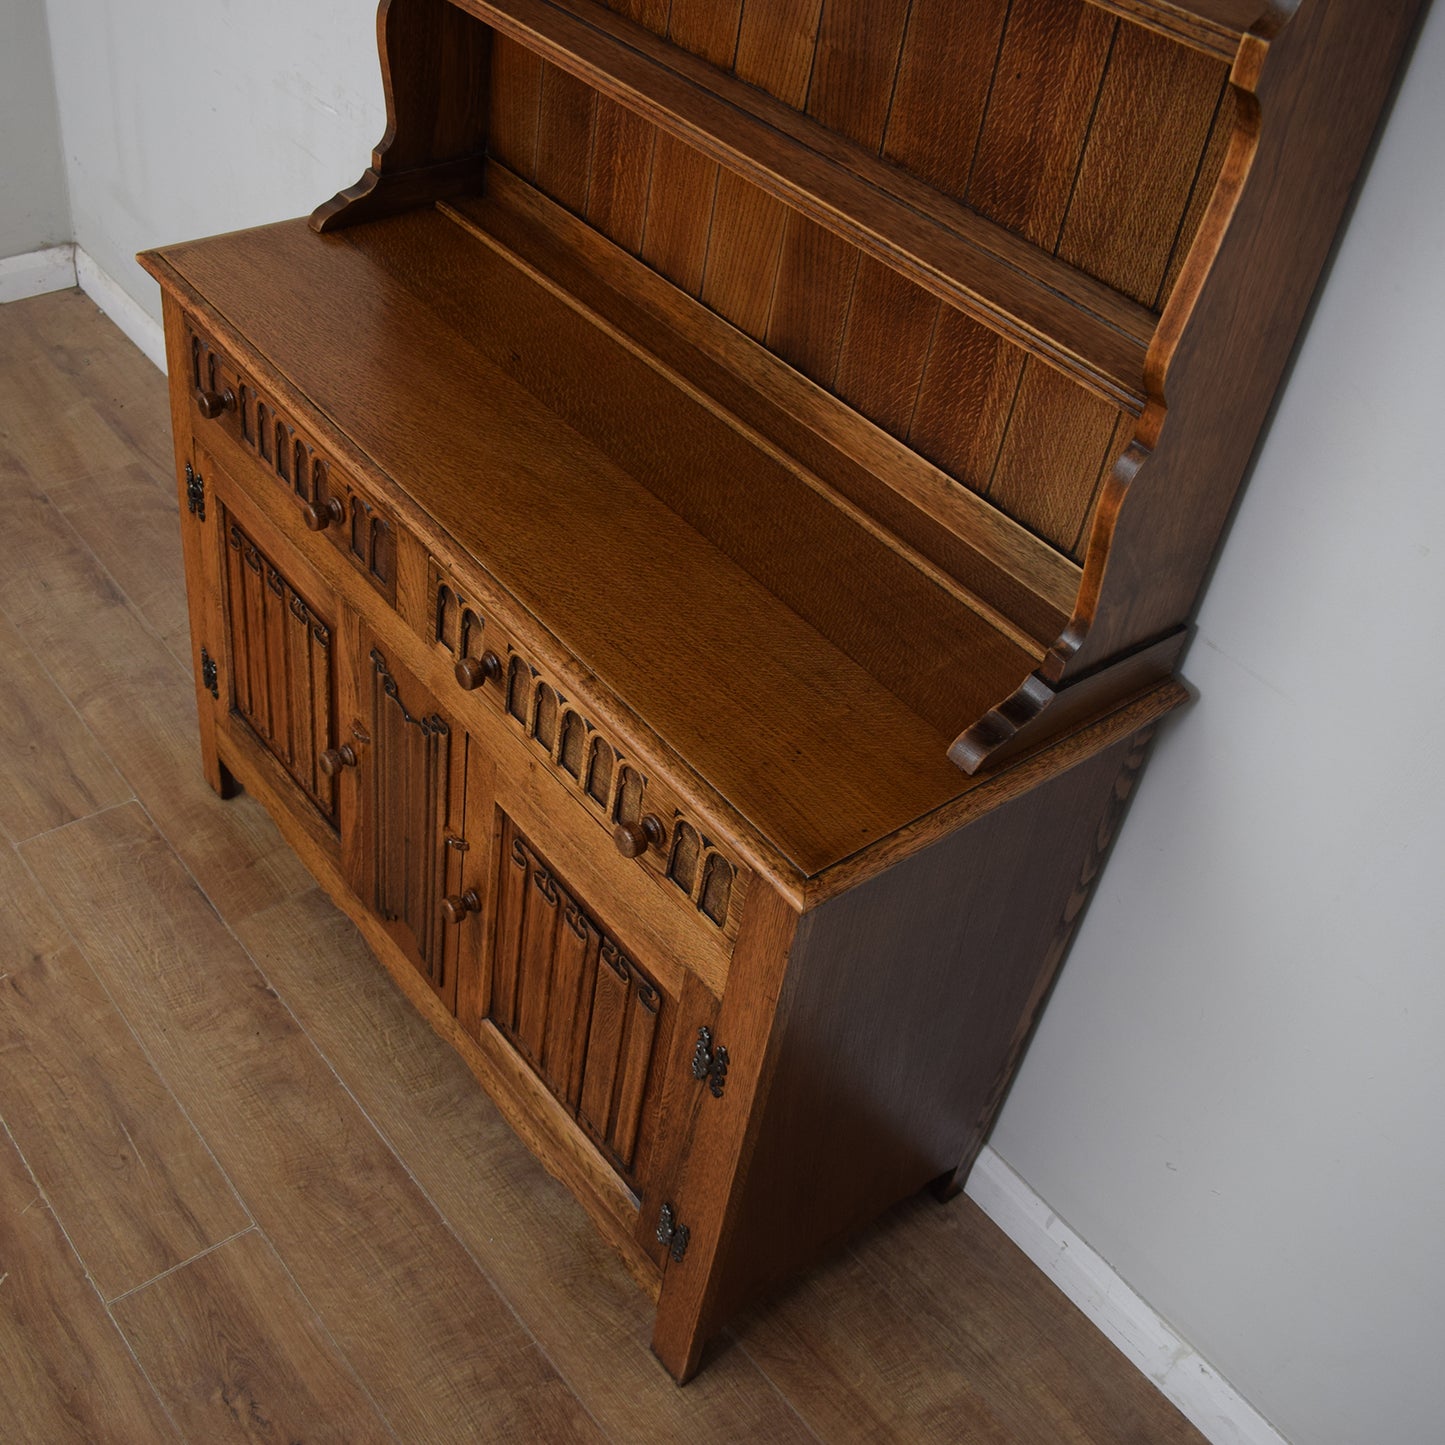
[347,628,473,1012]
[219,510,338,827]
[489,816,675,1188]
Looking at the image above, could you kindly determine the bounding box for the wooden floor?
[0,288,1204,1444]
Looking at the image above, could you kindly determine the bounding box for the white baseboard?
[966,1148,1285,1445]
[75,249,167,374]
[0,244,77,303]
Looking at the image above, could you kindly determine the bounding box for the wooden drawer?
[186,322,400,606]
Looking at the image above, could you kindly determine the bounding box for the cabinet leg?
[929,1166,963,1203]
[201,744,240,801]
[650,1325,707,1386]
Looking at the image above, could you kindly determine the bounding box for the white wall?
[990,7,1445,1443]
[41,0,383,323]
[0,0,70,258]
[29,3,1445,1442]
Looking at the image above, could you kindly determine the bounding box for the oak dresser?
[140,0,1423,1379]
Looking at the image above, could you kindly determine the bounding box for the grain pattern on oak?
[149,218,1007,876]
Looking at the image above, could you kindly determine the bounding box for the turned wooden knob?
[196,388,235,419]
[455,651,504,691]
[441,890,482,925]
[318,744,357,776]
[613,815,665,859]
[302,496,346,532]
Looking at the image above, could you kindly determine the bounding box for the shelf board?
[1083,0,1283,60]
[456,0,1155,412]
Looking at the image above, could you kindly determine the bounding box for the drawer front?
[426,555,750,952]
[187,323,399,606]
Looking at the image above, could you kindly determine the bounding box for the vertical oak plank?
[488,35,544,179]
[1056,25,1228,304]
[883,0,1009,199]
[535,61,598,216]
[832,258,940,439]
[966,0,1118,248]
[986,361,1124,553]
[908,308,1026,498]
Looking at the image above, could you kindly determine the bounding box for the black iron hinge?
[691,1026,729,1099]
[656,1202,690,1263]
[199,647,219,700]
[185,462,206,521]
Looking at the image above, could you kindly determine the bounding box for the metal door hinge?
[199,647,219,700]
[656,1203,690,1263]
[691,1026,729,1099]
[185,462,206,521]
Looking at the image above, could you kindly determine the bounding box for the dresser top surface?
[145,208,1086,879]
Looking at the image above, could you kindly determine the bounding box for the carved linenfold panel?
[221,516,336,824]
[366,646,459,995]
[490,819,668,1184]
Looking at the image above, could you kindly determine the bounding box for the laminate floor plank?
[0,288,174,480]
[0,460,312,924]
[20,803,604,1444]
[237,888,818,1445]
[733,1189,1204,1444]
[0,843,251,1302]
[852,1193,1207,1444]
[0,357,141,490]
[731,1242,1019,1444]
[111,1229,395,1444]
[0,1125,178,1442]
[46,459,192,668]
[0,609,131,844]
